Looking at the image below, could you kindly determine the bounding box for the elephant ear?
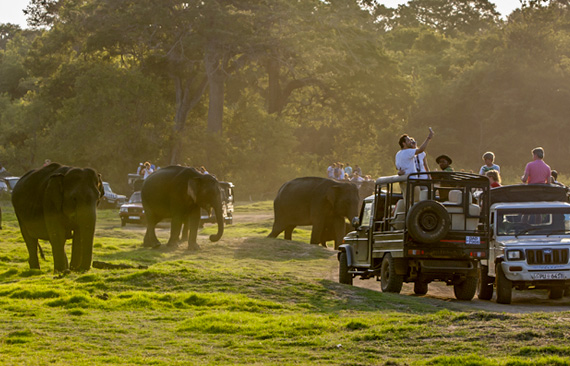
[45,173,65,210]
[326,185,340,207]
[187,179,198,204]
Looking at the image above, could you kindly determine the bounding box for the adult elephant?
[267,177,360,249]
[12,163,104,273]
[141,166,224,250]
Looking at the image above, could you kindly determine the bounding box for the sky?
[0,0,523,28]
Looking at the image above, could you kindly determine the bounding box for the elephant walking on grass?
[268,177,360,249]
[141,166,224,250]
[12,163,104,273]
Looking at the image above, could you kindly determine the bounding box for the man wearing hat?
[436,155,453,172]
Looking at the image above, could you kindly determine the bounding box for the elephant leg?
[143,214,161,248]
[310,220,325,245]
[70,231,82,270]
[180,219,189,242]
[168,216,184,247]
[50,238,69,274]
[284,225,295,240]
[267,221,284,238]
[22,230,40,270]
[332,217,345,250]
[186,207,201,250]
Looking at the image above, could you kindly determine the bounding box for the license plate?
[466,236,480,245]
[129,216,140,220]
[531,272,564,280]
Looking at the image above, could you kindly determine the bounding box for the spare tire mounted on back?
[406,200,450,243]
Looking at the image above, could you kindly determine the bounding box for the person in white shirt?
[410,138,430,179]
[395,127,434,176]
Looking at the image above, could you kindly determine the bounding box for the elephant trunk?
[70,205,96,271]
[209,202,224,242]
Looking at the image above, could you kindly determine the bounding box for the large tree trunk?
[168,74,208,165]
[205,42,226,135]
[267,58,284,114]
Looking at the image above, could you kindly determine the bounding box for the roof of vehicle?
[489,184,569,205]
[375,175,407,185]
[492,201,570,210]
[376,171,489,186]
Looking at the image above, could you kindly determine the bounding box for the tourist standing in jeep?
[395,127,434,176]
[521,147,551,184]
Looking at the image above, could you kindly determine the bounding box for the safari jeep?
[338,172,490,300]
[477,184,570,304]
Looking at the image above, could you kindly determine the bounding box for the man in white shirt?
[395,127,434,176]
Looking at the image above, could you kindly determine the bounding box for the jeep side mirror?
[352,217,360,229]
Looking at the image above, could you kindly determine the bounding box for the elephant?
[267,177,360,249]
[141,166,224,250]
[11,163,104,273]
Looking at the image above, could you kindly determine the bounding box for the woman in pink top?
[521,147,551,184]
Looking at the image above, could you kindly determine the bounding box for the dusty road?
[235,210,570,313]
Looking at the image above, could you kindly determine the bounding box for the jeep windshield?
[497,207,570,237]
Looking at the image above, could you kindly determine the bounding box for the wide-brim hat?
[436,154,452,165]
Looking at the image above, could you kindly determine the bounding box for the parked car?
[119,191,145,226]
[100,182,127,209]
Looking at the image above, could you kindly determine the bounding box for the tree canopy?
[1,0,570,198]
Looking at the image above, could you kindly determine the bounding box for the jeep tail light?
[408,249,424,255]
[469,251,486,258]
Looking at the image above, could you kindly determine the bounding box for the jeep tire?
[413,281,428,295]
[453,275,477,301]
[339,251,353,285]
[549,287,564,300]
[496,263,512,304]
[477,265,494,300]
[406,201,450,244]
[380,253,403,293]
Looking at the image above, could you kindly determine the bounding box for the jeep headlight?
[507,249,524,260]
[120,207,128,213]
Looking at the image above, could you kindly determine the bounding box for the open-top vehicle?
[339,171,490,300]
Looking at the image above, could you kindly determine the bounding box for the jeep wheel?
[549,287,564,300]
[380,253,403,293]
[453,275,477,300]
[477,265,494,300]
[406,201,450,244]
[496,263,512,304]
[413,281,428,295]
[339,251,353,285]
[121,218,126,227]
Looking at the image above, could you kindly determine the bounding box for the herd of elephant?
[3,163,362,274]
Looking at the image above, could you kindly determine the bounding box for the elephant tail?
[38,242,45,260]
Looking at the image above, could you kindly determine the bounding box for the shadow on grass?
[232,237,335,262]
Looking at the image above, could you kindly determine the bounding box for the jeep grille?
[526,249,569,265]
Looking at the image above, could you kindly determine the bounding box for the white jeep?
[477,184,570,304]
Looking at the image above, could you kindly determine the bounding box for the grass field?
[1,200,570,365]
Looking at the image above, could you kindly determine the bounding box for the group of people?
[327,162,372,183]
[136,162,157,179]
[395,127,564,188]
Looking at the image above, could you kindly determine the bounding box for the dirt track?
[234,210,570,314]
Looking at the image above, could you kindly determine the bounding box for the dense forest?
[1,0,569,198]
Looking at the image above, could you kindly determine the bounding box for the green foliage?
[3,1,570,198]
